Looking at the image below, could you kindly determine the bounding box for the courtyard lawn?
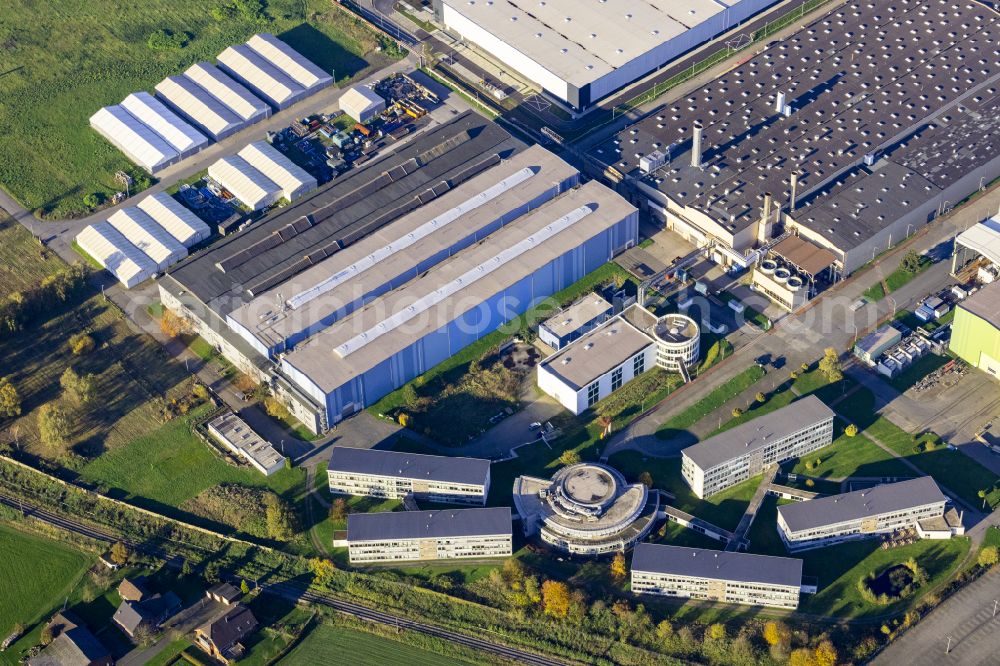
[0,524,93,640]
[655,365,767,438]
[789,432,912,480]
[608,451,758,532]
[280,623,475,666]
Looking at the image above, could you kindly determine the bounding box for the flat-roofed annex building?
[538,293,613,350]
[326,447,491,505]
[206,411,284,476]
[435,0,777,109]
[950,282,1000,380]
[631,543,803,609]
[682,395,834,498]
[345,507,512,564]
[777,477,955,551]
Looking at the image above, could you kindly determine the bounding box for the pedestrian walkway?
[726,466,778,551]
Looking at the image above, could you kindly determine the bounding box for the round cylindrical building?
[653,313,700,372]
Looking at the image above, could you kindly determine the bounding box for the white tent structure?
[238,141,317,202]
[208,155,282,211]
[136,192,211,247]
[107,208,188,272]
[246,33,333,93]
[217,44,306,109]
[339,86,386,123]
[155,75,244,141]
[183,62,270,124]
[956,217,1000,267]
[120,92,208,160]
[89,105,178,174]
[76,222,157,288]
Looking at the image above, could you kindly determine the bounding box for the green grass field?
[789,432,912,480]
[280,624,474,666]
[656,365,767,438]
[0,0,399,218]
[0,213,66,292]
[0,523,93,641]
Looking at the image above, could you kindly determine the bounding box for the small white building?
[537,304,699,415]
[107,208,188,272]
[75,221,158,288]
[631,543,804,609]
[538,293,613,350]
[217,44,306,109]
[206,411,284,476]
[339,86,386,123]
[136,192,211,247]
[345,508,512,564]
[245,33,333,93]
[237,141,317,203]
[208,155,283,210]
[183,62,271,124]
[89,105,179,174]
[119,92,209,160]
[155,74,245,141]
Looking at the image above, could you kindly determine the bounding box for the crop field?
[0,0,400,218]
[280,624,475,666]
[0,213,65,292]
[0,523,92,642]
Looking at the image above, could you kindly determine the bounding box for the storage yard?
[590,0,1000,278]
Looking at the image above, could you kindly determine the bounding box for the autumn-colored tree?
[979,545,999,568]
[845,423,859,437]
[541,580,571,617]
[610,552,627,581]
[38,403,72,450]
[309,558,337,585]
[110,541,129,566]
[755,391,767,404]
[732,407,744,418]
[706,623,727,641]
[638,471,653,488]
[655,619,674,641]
[0,376,21,418]
[813,639,838,666]
[763,620,791,648]
[330,498,349,521]
[160,310,190,339]
[265,494,296,540]
[788,647,815,666]
[232,372,257,394]
[819,347,843,382]
[39,624,53,646]
[240,579,250,595]
[559,449,581,465]
[60,367,96,405]
[69,333,95,355]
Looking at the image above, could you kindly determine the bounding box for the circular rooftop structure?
[652,313,700,372]
[512,462,660,555]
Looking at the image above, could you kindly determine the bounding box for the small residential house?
[206,582,243,605]
[113,592,180,638]
[117,577,148,602]
[195,605,259,663]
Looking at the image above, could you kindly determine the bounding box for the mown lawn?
[609,451,759,531]
[0,0,399,218]
[789,433,912,480]
[0,523,93,640]
[656,365,767,438]
[280,623,475,666]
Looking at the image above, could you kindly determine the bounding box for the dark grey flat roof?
[347,507,511,542]
[632,543,803,588]
[682,394,834,471]
[167,112,523,317]
[328,447,490,486]
[959,282,1000,327]
[778,476,946,533]
[590,0,999,252]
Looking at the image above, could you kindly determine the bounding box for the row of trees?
[0,263,88,338]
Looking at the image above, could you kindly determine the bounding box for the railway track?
[0,493,570,666]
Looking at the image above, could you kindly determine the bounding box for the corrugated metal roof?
[136,192,211,247]
[107,208,188,272]
[120,92,208,157]
[208,155,282,210]
[682,395,835,471]
[237,141,317,202]
[778,477,947,533]
[328,447,490,486]
[217,44,305,108]
[632,543,803,587]
[958,280,1000,328]
[183,62,270,122]
[75,222,157,288]
[155,75,243,140]
[89,105,178,174]
[245,33,333,91]
[347,507,512,542]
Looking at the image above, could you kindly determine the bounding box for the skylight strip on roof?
[285,166,537,310]
[334,203,595,357]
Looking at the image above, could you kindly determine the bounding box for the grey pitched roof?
[778,477,947,533]
[112,600,146,634]
[959,282,1000,327]
[347,507,512,542]
[681,394,834,470]
[328,447,490,486]
[632,543,803,588]
[28,627,110,666]
[207,582,242,602]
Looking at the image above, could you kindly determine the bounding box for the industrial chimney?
[789,172,799,212]
[691,123,703,169]
[762,192,773,222]
[757,192,773,244]
[775,91,786,114]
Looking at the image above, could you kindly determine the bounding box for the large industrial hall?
[434,0,778,109]
[590,0,1000,277]
[160,112,639,433]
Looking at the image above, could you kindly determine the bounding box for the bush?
[845,424,858,437]
[0,377,22,418]
[978,545,998,568]
[147,29,188,50]
[38,402,72,451]
[82,193,101,209]
[559,449,581,465]
[731,407,743,418]
[69,333,95,355]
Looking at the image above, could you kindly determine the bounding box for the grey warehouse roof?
[959,282,1000,327]
[166,112,522,317]
[328,447,490,486]
[778,476,946,533]
[682,394,834,470]
[632,543,803,588]
[592,0,1000,252]
[347,507,512,542]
